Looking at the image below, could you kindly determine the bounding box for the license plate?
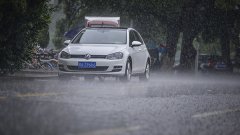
[78,62,96,69]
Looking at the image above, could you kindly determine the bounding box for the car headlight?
[106,52,123,60]
[60,51,70,59]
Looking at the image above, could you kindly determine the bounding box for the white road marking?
[80,125,141,135]
[192,108,240,118]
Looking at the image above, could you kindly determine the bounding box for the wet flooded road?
[1,73,240,135]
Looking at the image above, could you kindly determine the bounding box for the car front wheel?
[120,60,132,82]
[139,61,150,81]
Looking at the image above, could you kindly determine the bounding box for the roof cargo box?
[85,16,120,27]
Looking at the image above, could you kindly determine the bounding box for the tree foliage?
[37,26,50,48]
[53,18,68,49]
[0,0,51,74]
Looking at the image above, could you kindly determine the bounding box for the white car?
[58,27,151,81]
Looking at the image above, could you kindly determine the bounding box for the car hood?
[63,44,126,55]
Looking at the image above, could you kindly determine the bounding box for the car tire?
[120,60,132,82]
[139,61,150,81]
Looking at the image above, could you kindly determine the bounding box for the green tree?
[0,0,51,74]
[53,18,68,49]
[37,26,50,48]
[202,0,240,67]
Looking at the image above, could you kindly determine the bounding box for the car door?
[128,30,141,73]
[133,31,147,72]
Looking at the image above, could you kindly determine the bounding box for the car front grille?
[67,66,108,71]
[70,55,106,59]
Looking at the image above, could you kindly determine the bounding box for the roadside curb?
[0,75,58,80]
[19,70,58,75]
[0,70,58,80]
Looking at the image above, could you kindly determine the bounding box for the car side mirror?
[131,41,142,47]
[64,40,71,46]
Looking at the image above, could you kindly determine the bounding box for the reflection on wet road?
[0,73,240,135]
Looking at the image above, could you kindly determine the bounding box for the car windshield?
[72,29,127,44]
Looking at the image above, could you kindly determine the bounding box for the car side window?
[133,31,143,44]
[72,30,85,44]
[129,31,136,46]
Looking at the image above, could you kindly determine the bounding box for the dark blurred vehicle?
[198,54,212,71]
[199,54,233,73]
[198,54,210,66]
[214,59,232,71]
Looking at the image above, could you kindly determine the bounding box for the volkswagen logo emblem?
[84,54,91,60]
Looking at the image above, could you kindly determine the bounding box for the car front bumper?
[58,58,126,76]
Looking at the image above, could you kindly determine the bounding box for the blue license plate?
[78,62,96,69]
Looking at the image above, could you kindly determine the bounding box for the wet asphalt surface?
[0,73,240,135]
